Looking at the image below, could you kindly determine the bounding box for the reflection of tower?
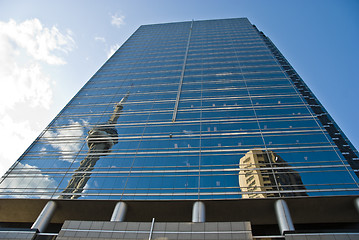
[239,150,307,198]
[59,92,129,199]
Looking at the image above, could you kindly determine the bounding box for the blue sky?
[0,0,358,176]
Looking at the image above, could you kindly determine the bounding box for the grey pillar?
[31,201,57,233]
[275,199,295,235]
[354,198,359,214]
[192,201,205,222]
[111,201,127,221]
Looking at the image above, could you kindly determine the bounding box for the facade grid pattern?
[0,18,358,201]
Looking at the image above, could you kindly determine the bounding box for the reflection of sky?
[43,119,88,162]
[0,163,56,198]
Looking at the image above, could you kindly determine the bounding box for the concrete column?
[192,201,205,222]
[354,198,359,214]
[111,201,127,221]
[275,199,295,235]
[31,201,57,233]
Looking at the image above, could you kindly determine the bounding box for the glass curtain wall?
[0,18,358,200]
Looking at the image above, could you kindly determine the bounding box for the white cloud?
[107,44,120,58]
[0,18,76,112]
[95,36,106,42]
[0,61,52,113]
[0,116,39,177]
[0,18,76,176]
[111,14,125,28]
[0,19,75,65]
[0,162,56,198]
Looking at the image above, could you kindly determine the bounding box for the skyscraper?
[238,150,307,199]
[0,18,358,240]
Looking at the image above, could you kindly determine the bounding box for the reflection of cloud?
[216,72,233,76]
[43,120,88,162]
[82,182,91,194]
[111,14,125,28]
[107,44,120,58]
[183,130,193,135]
[0,162,56,199]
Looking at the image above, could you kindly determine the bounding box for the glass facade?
[1,18,358,200]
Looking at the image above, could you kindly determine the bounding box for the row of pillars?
[190,200,295,235]
[32,199,359,235]
[111,201,206,223]
[31,201,205,233]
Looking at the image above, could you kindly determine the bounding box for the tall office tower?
[0,18,358,240]
[239,150,307,199]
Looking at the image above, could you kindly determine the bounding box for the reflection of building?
[1,18,359,239]
[239,150,307,198]
[59,93,129,199]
